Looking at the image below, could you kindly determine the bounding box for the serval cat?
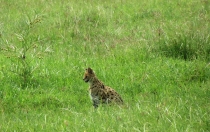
[83,68,123,108]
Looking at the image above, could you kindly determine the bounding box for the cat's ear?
[87,67,94,74]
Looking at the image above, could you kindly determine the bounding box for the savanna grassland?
[0,0,210,131]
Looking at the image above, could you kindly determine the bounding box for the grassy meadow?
[0,0,210,131]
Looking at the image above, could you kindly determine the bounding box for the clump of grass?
[158,32,210,61]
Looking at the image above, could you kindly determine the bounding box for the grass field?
[0,0,210,131]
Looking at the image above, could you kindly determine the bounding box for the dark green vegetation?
[0,0,209,131]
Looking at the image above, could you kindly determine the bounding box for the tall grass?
[0,0,210,131]
[157,27,210,61]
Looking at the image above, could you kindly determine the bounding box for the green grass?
[0,0,210,131]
